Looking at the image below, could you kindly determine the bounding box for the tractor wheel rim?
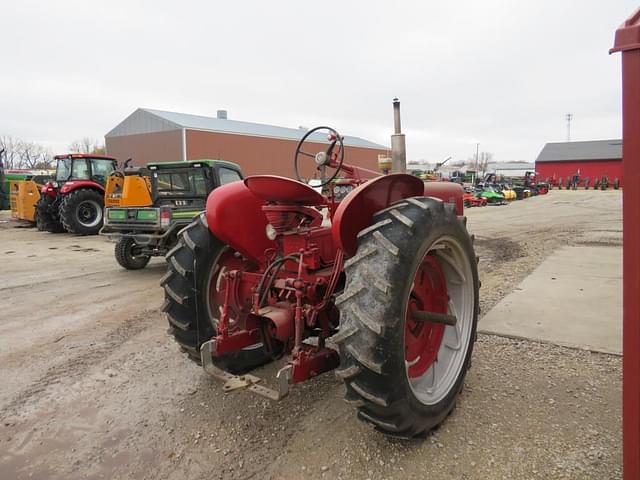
[76,200,102,228]
[404,235,474,406]
[127,241,145,259]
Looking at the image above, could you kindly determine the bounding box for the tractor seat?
[244,175,326,206]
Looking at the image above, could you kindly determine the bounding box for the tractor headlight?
[265,223,277,241]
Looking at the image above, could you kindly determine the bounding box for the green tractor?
[101,160,244,270]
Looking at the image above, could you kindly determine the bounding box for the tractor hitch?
[200,339,292,401]
[200,339,339,401]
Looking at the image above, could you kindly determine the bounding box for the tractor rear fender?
[205,181,275,265]
[60,180,105,194]
[333,175,464,257]
[332,174,464,258]
[424,181,464,216]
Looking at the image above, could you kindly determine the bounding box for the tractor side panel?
[205,181,275,265]
[332,174,425,257]
[424,182,464,215]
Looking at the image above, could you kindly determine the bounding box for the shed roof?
[535,139,622,163]
[487,162,535,171]
[106,108,388,150]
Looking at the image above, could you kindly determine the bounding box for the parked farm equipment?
[36,154,117,234]
[463,189,487,207]
[163,106,479,437]
[9,173,53,224]
[101,159,244,270]
[549,173,618,192]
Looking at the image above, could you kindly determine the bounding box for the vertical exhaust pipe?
[391,98,406,173]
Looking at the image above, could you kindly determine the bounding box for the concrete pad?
[479,245,622,354]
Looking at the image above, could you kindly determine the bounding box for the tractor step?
[200,340,292,401]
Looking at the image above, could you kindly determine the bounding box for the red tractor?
[163,125,479,438]
[36,154,117,234]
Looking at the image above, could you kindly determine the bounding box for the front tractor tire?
[161,214,270,373]
[59,188,104,235]
[115,237,151,270]
[334,197,479,438]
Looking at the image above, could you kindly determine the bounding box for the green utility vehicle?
[101,160,244,270]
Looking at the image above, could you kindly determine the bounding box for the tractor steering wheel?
[294,126,344,187]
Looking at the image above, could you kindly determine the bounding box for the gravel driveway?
[0,189,622,479]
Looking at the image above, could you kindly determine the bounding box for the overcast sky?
[1,1,637,163]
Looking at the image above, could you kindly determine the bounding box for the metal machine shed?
[105,108,389,178]
[487,162,535,177]
[535,139,623,186]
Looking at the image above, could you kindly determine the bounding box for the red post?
[611,9,640,479]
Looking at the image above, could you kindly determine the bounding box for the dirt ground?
[0,189,622,480]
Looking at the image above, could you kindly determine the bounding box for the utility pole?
[566,113,573,142]
[475,143,480,170]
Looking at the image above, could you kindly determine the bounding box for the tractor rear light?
[42,182,58,196]
[107,209,126,221]
[137,209,158,221]
[160,208,171,228]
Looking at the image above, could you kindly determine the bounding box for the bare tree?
[0,136,54,169]
[478,151,493,175]
[0,135,23,169]
[18,141,53,169]
[464,152,493,174]
[69,137,105,155]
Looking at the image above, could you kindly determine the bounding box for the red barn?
[535,139,623,186]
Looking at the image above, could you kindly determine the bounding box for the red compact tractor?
[36,154,117,234]
[163,118,479,438]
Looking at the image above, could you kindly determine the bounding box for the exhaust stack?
[391,98,406,173]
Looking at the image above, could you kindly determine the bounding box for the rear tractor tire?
[35,196,65,233]
[333,197,479,439]
[115,237,151,270]
[59,188,104,235]
[161,214,271,373]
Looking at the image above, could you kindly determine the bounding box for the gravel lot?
[0,189,622,479]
